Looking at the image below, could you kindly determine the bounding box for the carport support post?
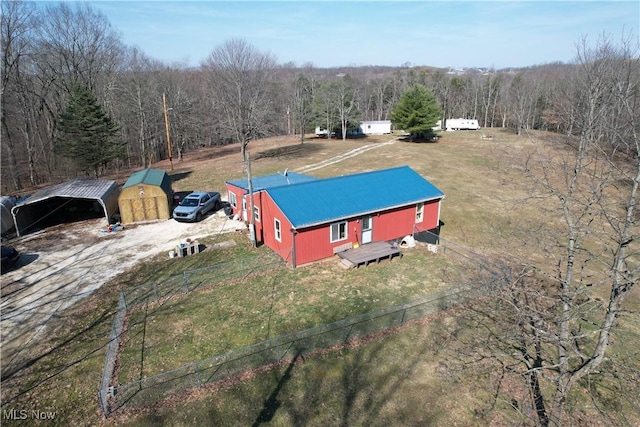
[246,152,256,248]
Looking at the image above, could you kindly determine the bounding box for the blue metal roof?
[226,171,316,192]
[266,166,444,229]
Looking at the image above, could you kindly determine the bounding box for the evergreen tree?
[56,84,123,176]
[390,84,441,141]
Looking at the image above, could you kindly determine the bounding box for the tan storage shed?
[118,168,172,223]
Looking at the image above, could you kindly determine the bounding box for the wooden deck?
[336,241,402,268]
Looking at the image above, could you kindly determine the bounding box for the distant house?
[118,168,173,223]
[225,171,317,224]
[316,120,392,137]
[252,166,444,267]
[359,120,392,135]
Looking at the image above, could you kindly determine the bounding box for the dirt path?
[0,211,245,373]
[295,139,397,173]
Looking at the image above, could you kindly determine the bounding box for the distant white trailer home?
[359,120,392,135]
[445,118,480,131]
[315,126,335,137]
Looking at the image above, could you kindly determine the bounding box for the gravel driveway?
[0,210,245,373]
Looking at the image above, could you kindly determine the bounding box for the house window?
[229,192,237,208]
[253,206,260,222]
[416,202,424,223]
[330,221,347,243]
[274,218,281,242]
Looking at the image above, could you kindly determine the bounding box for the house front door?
[242,196,247,222]
[362,215,373,244]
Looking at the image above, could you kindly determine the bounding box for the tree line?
[1,1,636,194]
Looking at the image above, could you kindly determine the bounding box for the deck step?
[339,258,355,269]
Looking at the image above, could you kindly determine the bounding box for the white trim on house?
[330,221,348,243]
[416,202,424,223]
[274,218,282,242]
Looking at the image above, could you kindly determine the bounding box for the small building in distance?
[445,118,480,131]
[359,120,392,135]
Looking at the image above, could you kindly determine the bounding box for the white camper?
[315,126,335,137]
[445,118,480,131]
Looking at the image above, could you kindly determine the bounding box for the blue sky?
[85,1,638,69]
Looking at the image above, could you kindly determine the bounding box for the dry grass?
[1,129,637,426]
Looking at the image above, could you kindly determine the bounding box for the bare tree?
[34,2,123,94]
[1,0,36,190]
[116,47,163,168]
[313,80,337,139]
[332,74,359,141]
[457,33,640,426]
[477,72,501,128]
[372,77,395,121]
[292,73,313,144]
[539,33,639,423]
[202,38,278,160]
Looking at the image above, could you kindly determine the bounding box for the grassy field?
[117,241,453,383]
[1,129,638,426]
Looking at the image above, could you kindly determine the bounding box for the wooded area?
[3,1,636,194]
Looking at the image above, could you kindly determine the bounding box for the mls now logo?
[2,409,57,420]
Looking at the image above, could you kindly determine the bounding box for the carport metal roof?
[11,179,120,236]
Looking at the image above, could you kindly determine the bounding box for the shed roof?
[18,179,117,205]
[123,168,169,189]
[226,171,316,192]
[266,166,444,229]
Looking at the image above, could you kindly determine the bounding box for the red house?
[251,166,445,267]
[225,171,317,220]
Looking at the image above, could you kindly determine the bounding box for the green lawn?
[117,245,452,384]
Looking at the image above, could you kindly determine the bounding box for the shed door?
[362,215,373,244]
[132,199,146,221]
[144,197,159,220]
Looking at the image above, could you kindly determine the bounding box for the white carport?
[11,179,120,237]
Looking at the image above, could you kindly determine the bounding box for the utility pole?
[246,152,256,247]
[163,93,174,171]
